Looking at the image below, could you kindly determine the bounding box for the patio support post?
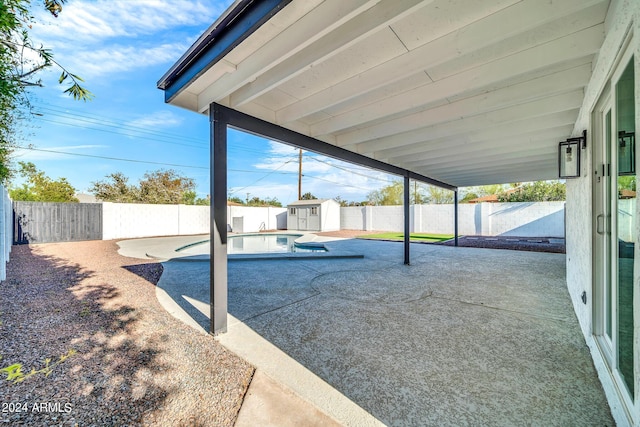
[404,174,410,265]
[209,103,228,335]
[454,189,459,247]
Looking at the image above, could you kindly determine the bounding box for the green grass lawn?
[358,232,454,243]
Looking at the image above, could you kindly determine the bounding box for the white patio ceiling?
[164,0,611,187]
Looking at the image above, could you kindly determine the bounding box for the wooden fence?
[13,202,103,244]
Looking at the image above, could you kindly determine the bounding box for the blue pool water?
[176,234,327,255]
[228,234,326,254]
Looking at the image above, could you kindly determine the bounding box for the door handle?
[597,214,605,235]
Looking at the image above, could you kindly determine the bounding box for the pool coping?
[138,233,364,262]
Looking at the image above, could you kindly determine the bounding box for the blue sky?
[11,0,401,205]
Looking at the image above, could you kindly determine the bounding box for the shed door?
[298,207,308,230]
[308,205,320,230]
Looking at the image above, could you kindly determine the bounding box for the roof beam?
[195,0,381,112]
[357,91,582,156]
[340,63,591,150]
[431,159,557,182]
[229,0,433,108]
[394,126,572,165]
[214,103,456,190]
[372,110,578,162]
[311,24,603,136]
[441,168,559,187]
[409,153,557,175]
[276,0,606,124]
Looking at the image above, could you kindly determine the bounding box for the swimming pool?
[176,233,327,255]
[228,233,325,254]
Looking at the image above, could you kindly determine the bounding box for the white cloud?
[32,0,227,42]
[248,141,394,202]
[28,0,234,78]
[127,111,183,128]
[59,42,191,78]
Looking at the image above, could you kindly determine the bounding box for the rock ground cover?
[0,240,253,426]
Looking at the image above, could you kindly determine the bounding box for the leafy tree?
[367,181,404,205]
[183,190,210,205]
[9,161,78,202]
[618,176,636,192]
[246,196,282,207]
[90,172,140,203]
[300,192,317,200]
[0,0,92,183]
[367,181,452,205]
[498,181,566,202]
[334,196,366,207]
[460,192,479,203]
[227,196,245,205]
[90,169,200,205]
[138,170,195,204]
[426,186,453,204]
[409,181,428,204]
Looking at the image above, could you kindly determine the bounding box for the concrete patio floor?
[129,236,613,426]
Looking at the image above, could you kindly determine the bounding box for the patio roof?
[158,0,610,187]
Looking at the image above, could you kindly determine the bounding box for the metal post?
[404,174,410,265]
[210,103,228,334]
[298,148,302,200]
[454,189,459,247]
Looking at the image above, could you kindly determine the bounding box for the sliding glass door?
[593,52,635,419]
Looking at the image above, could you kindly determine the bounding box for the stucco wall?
[341,206,366,230]
[103,203,181,240]
[564,0,640,424]
[228,206,286,233]
[340,202,565,237]
[179,204,211,235]
[320,200,341,231]
[102,204,286,239]
[370,206,405,231]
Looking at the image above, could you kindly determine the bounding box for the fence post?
[0,185,11,282]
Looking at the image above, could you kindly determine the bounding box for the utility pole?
[298,148,302,200]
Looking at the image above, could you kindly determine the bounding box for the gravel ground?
[437,235,566,253]
[316,230,565,253]
[0,240,253,426]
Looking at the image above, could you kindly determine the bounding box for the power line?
[229,155,299,194]
[31,116,208,150]
[11,145,209,169]
[31,104,299,157]
[304,154,394,183]
[34,105,207,144]
[11,145,300,176]
[302,173,374,192]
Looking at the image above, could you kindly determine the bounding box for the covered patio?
[150,236,613,425]
[157,0,611,333]
[156,0,631,424]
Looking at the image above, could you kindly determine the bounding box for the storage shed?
[287,199,340,232]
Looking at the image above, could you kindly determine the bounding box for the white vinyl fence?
[102,203,287,240]
[341,202,565,237]
[102,203,201,240]
[0,185,12,281]
[7,200,565,248]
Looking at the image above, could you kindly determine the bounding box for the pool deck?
[117,235,613,426]
[117,233,364,261]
